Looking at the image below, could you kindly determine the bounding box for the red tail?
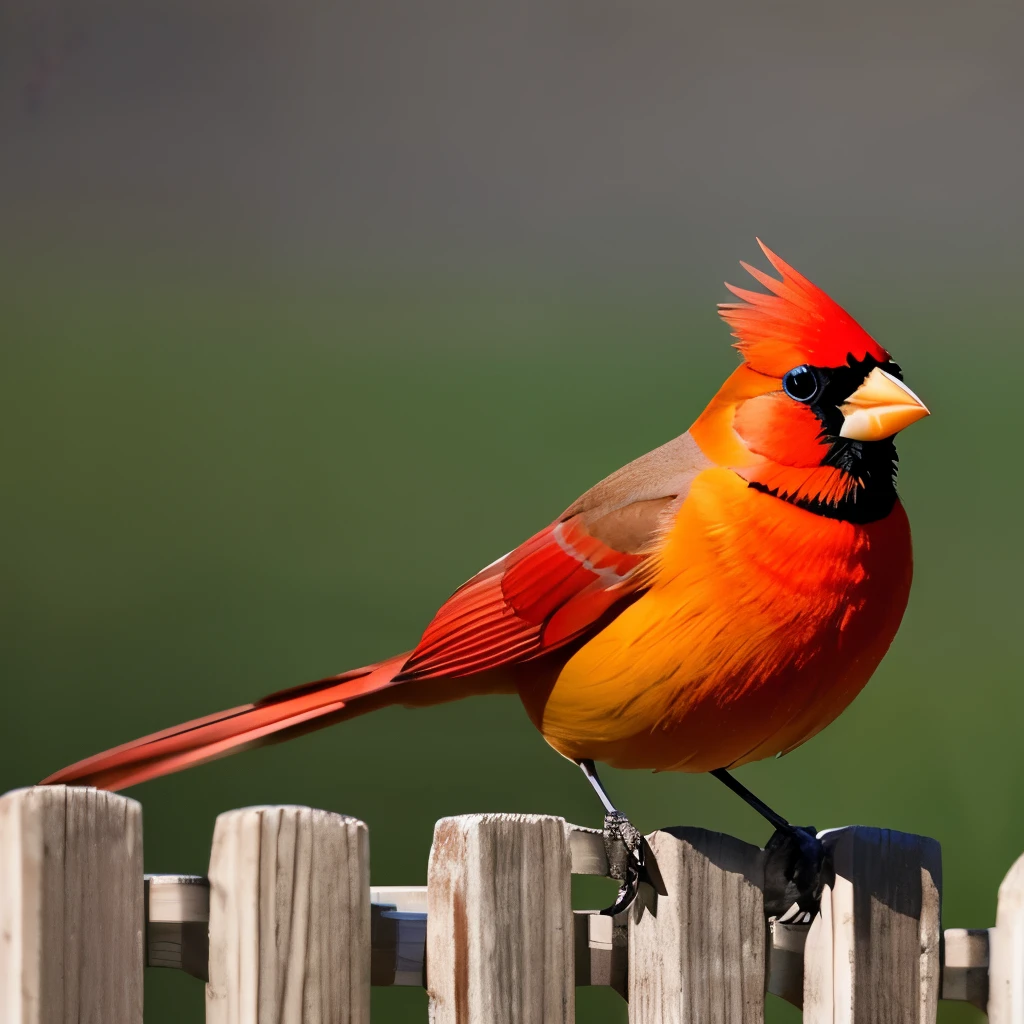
[42,504,647,792]
[42,654,414,791]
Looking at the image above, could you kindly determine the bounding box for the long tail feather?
[42,654,412,791]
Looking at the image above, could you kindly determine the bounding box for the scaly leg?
[576,759,647,916]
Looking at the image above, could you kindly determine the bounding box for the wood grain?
[628,827,765,1024]
[205,805,370,1024]
[803,827,942,1024]
[0,785,144,1024]
[426,813,574,1024]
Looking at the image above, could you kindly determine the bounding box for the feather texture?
[399,517,646,679]
[41,243,920,794]
[719,240,890,376]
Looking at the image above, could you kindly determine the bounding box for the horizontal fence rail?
[0,784,1014,1021]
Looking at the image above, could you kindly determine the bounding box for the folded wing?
[400,431,711,680]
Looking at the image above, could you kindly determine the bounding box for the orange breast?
[519,467,912,772]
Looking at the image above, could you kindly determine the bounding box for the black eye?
[782,365,821,403]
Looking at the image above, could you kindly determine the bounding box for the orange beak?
[838,367,930,441]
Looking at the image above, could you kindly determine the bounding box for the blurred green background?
[1,255,1016,1023]
[3,1,1023,1020]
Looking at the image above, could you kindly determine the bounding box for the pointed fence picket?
[0,784,1015,1022]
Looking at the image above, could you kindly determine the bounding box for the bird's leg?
[709,767,792,830]
[710,768,825,921]
[576,759,647,916]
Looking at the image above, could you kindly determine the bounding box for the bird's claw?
[602,810,643,880]
[600,810,647,916]
[763,823,825,921]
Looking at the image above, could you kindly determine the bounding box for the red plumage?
[719,240,890,376]
[401,518,644,678]
[42,242,929,796]
[44,517,646,789]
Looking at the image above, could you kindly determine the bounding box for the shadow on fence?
[0,784,1009,1021]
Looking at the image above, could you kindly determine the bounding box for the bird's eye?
[782,365,820,403]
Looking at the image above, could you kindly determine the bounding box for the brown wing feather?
[561,431,712,550]
[584,497,676,552]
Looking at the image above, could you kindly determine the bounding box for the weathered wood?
[942,928,989,1011]
[767,919,809,1008]
[146,874,210,980]
[989,851,1024,1023]
[567,824,610,876]
[0,785,144,1024]
[574,910,627,997]
[628,827,765,1024]
[802,827,942,1024]
[206,805,370,1024]
[426,813,574,1024]
[766,920,991,1011]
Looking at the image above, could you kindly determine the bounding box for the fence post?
[426,813,574,1024]
[988,851,1024,1022]
[627,827,765,1024]
[802,827,942,1024]
[0,785,144,1024]
[205,805,370,1024]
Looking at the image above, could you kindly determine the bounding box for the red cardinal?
[46,243,928,911]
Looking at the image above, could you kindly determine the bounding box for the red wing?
[398,517,648,680]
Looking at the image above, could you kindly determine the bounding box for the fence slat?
[369,886,427,987]
[628,827,765,1024]
[574,909,627,996]
[427,813,574,1024]
[205,805,370,1024]
[0,785,143,1024]
[942,928,989,1011]
[146,874,210,979]
[803,827,942,1024]
[989,852,1024,1023]
[767,920,810,1008]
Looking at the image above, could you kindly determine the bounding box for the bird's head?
[690,242,929,524]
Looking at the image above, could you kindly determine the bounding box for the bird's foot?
[600,810,647,916]
[763,824,825,923]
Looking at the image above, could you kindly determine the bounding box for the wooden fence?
[0,784,1013,1022]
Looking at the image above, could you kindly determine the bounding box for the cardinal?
[45,243,929,914]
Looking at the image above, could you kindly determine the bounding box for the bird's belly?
[521,469,912,771]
